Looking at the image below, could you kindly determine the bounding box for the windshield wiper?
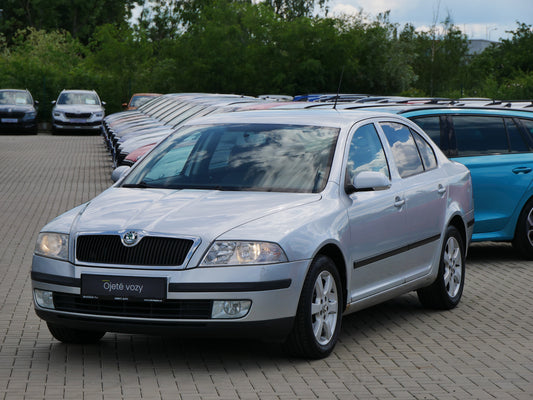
[121,181,154,189]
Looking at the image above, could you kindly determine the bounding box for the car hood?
[0,104,35,113]
[54,104,103,113]
[62,188,321,243]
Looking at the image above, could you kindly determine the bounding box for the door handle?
[394,197,405,208]
[512,167,532,174]
[437,184,446,195]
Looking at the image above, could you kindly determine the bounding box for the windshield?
[57,92,100,105]
[0,91,32,105]
[121,123,339,193]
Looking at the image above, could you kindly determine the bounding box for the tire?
[47,323,105,344]
[283,255,343,359]
[512,198,533,260]
[417,225,465,310]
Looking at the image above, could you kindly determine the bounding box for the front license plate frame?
[81,274,167,300]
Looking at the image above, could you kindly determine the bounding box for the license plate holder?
[81,275,167,300]
[1,118,18,123]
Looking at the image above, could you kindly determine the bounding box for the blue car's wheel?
[513,198,533,260]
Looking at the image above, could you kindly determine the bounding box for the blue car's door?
[453,153,533,239]
[450,115,533,241]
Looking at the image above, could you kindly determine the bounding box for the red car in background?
[122,93,162,110]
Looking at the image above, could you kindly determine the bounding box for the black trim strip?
[31,271,81,287]
[353,234,441,269]
[169,279,292,293]
[467,219,475,228]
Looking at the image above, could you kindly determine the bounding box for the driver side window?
[346,123,390,184]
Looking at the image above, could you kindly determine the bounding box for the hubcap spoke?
[527,209,533,246]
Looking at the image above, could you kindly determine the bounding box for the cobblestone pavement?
[0,133,532,400]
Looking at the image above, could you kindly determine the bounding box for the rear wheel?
[283,255,342,359]
[512,198,533,260]
[47,323,105,344]
[417,225,465,310]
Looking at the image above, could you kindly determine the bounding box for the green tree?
[410,16,469,97]
[0,28,87,118]
[0,0,136,44]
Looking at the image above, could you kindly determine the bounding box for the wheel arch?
[448,214,467,250]
[314,244,347,311]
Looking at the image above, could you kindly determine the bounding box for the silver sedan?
[32,109,474,359]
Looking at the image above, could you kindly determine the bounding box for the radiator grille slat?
[76,235,194,266]
[53,293,212,319]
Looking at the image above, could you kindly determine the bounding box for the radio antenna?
[333,66,345,110]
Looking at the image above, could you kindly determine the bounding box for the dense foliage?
[0,1,531,119]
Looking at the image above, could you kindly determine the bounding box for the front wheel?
[47,323,106,344]
[512,198,533,260]
[417,225,465,310]
[283,255,343,359]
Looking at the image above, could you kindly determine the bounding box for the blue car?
[363,105,533,258]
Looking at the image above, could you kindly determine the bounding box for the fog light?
[34,289,55,309]
[212,300,251,319]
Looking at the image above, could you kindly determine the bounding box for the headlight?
[93,112,104,118]
[22,112,37,121]
[35,232,69,260]
[53,112,63,118]
[201,241,287,266]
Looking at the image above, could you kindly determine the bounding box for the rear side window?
[381,122,424,178]
[453,116,508,156]
[519,118,533,143]
[412,131,438,170]
[506,119,529,152]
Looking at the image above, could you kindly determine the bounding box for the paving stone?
[0,133,532,400]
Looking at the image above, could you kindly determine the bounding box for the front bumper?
[52,121,103,132]
[31,255,310,339]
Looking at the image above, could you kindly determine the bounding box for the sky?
[329,0,533,41]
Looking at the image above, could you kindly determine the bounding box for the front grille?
[66,112,91,118]
[53,293,212,319]
[60,121,101,126]
[76,235,194,266]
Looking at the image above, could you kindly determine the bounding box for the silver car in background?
[32,109,474,358]
[52,89,105,134]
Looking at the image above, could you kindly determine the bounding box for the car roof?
[60,89,98,94]
[345,104,533,118]
[181,108,411,130]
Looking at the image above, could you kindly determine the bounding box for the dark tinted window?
[453,116,508,156]
[412,131,438,170]
[506,118,528,152]
[519,118,533,143]
[381,122,424,178]
[346,123,389,183]
[409,116,441,146]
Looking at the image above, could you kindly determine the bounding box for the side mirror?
[111,166,130,182]
[122,102,128,108]
[347,171,391,193]
[102,101,106,106]
[51,100,56,105]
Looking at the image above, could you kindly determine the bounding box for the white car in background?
[32,109,474,358]
[52,89,105,134]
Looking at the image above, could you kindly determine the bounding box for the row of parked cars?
[29,90,533,358]
[0,89,159,135]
